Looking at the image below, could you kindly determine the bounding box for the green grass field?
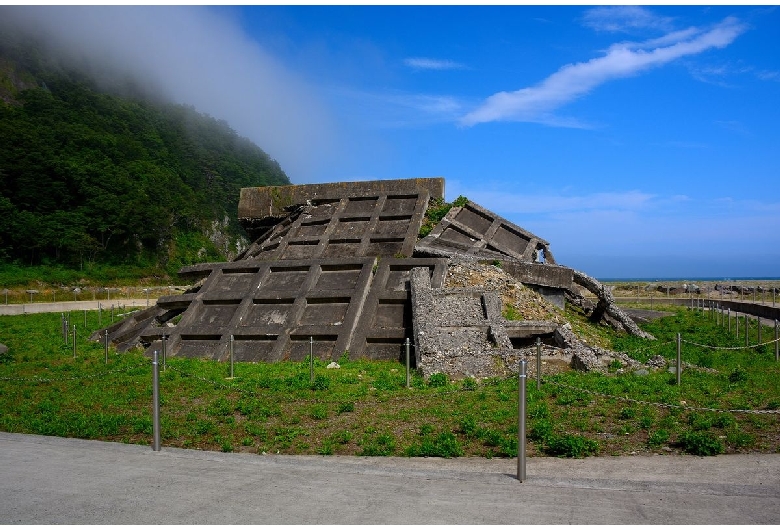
[1,305,778,458]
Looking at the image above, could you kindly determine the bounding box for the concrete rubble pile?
[92,177,654,378]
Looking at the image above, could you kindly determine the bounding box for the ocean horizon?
[598,277,780,283]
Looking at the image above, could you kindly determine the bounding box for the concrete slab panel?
[239,186,431,261]
[416,200,556,264]
[238,178,444,226]
[349,257,447,362]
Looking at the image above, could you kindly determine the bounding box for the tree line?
[0,42,290,274]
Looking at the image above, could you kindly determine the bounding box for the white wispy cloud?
[756,70,780,81]
[714,120,751,135]
[582,6,675,33]
[460,17,748,128]
[328,86,463,128]
[451,190,656,216]
[404,57,465,70]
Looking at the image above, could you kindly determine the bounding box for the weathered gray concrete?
[1,432,778,524]
[0,299,156,316]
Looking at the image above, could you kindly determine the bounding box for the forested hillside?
[0,40,290,277]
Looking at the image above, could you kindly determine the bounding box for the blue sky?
[6,5,780,279]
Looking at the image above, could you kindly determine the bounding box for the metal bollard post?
[736,313,739,338]
[309,336,314,384]
[536,337,541,391]
[104,330,109,364]
[98,303,102,327]
[775,320,779,362]
[517,359,527,482]
[728,309,731,333]
[676,333,681,386]
[746,315,749,347]
[84,309,87,328]
[152,350,161,451]
[229,334,234,379]
[405,338,411,389]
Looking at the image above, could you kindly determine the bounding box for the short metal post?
[84,309,87,328]
[161,334,167,371]
[98,302,102,327]
[405,338,411,389]
[728,309,731,333]
[775,320,778,362]
[309,336,314,384]
[229,334,234,379]
[152,350,161,451]
[676,333,681,386]
[536,337,541,391]
[111,304,114,323]
[736,312,739,338]
[517,359,527,482]
[104,330,109,364]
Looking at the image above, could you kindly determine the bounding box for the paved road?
[0,299,156,316]
[1,432,778,524]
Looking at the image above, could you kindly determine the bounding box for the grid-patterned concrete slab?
[238,190,431,261]
[416,201,556,264]
[238,178,445,237]
[350,257,447,362]
[136,258,376,362]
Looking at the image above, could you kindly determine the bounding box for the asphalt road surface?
[1,432,778,524]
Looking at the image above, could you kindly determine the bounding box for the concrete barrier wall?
[612,297,780,321]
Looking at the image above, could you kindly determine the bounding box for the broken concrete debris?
[92,177,655,378]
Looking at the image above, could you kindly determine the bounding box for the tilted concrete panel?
[238,178,445,238]
[105,257,449,364]
[350,257,447,362]
[415,200,556,264]
[135,258,377,362]
[238,188,432,260]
